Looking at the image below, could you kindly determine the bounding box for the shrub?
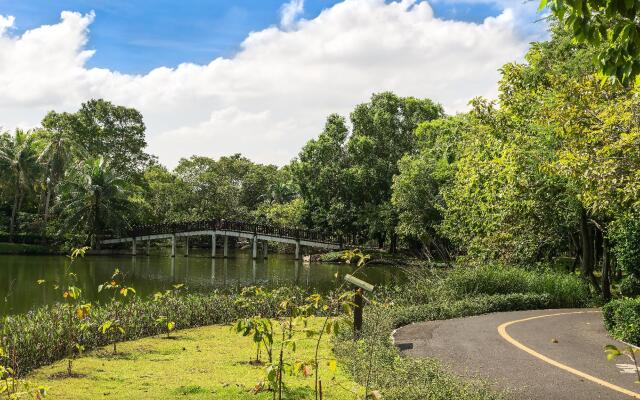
[620,275,640,297]
[0,288,307,376]
[389,293,552,328]
[602,297,640,345]
[432,265,592,308]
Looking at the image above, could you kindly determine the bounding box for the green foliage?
[610,209,640,283]
[433,266,592,308]
[541,0,640,84]
[293,92,443,247]
[603,297,640,345]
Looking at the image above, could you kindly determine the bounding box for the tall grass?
[397,264,593,309]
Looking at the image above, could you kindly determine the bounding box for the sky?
[0,0,548,168]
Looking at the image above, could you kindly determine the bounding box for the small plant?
[97,268,136,354]
[36,247,92,377]
[153,284,184,338]
[0,342,47,399]
[604,344,640,383]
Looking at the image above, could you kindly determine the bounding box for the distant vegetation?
[2,22,640,302]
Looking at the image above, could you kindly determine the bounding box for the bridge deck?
[98,219,347,251]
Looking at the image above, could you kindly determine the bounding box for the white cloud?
[0,0,541,168]
[0,15,14,35]
[280,0,305,30]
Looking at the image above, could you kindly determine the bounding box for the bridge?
[99,219,350,259]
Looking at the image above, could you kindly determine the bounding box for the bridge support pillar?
[252,236,258,259]
[146,239,150,256]
[185,237,189,257]
[132,238,137,256]
[262,241,268,259]
[295,240,301,260]
[223,236,228,258]
[171,234,176,258]
[211,234,216,258]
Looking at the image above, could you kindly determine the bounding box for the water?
[0,249,402,315]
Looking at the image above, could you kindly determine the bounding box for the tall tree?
[347,92,444,251]
[58,157,132,246]
[37,111,78,223]
[0,130,39,240]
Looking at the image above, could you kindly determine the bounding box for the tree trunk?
[389,232,398,254]
[580,208,600,291]
[602,237,612,302]
[9,189,19,242]
[44,180,52,223]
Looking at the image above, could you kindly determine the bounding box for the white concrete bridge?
[98,219,348,259]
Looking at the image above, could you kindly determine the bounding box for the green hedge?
[390,293,552,328]
[603,297,640,345]
[2,288,307,376]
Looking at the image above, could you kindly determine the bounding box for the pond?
[0,249,403,315]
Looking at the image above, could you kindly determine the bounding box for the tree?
[540,0,640,83]
[57,157,132,246]
[70,99,150,175]
[0,129,39,240]
[292,114,356,237]
[392,116,467,259]
[37,111,79,223]
[347,92,444,251]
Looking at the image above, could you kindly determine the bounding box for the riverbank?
[28,318,361,399]
[0,242,54,255]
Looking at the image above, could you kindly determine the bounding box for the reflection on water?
[0,248,403,315]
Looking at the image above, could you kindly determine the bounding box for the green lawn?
[28,318,361,399]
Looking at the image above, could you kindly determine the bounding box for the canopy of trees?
[2,20,640,300]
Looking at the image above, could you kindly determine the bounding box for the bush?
[389,293,552,327]
[620,275,640,297]
[602,297,640,345]
[1,288,307,376]
[432,265,592,308]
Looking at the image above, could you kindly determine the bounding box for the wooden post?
[223,236,228,258]
[354,288,363,339]
[262,241,268,259]
[295,240,301,260]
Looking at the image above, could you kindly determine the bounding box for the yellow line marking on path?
[497,311,640,399]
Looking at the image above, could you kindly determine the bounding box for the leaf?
[167,321,176,332]
[328,359,337,373]
[36,279,46,285]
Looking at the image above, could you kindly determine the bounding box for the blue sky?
[0,0,503,74]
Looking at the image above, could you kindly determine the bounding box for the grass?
[0,242,51,254]
[28,318,361,400]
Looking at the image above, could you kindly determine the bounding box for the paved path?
[393,309,640,400]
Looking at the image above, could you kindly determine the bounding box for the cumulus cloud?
[0,0,540,167]
[280,0,305,29]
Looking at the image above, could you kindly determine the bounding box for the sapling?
[98,269,136,354]
[153,283,184,338]
[37,247,91,377]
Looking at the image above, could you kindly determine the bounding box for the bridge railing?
[121,219,349,246]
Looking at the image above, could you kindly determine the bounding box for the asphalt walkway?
[393,309,640,400]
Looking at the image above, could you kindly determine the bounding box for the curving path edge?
[393,309,640,400]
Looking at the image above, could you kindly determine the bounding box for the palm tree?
[0,129,39,240]
[38,113,79,223]
[58,157,132,247]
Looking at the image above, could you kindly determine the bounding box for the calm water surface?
[0,249,403,315]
